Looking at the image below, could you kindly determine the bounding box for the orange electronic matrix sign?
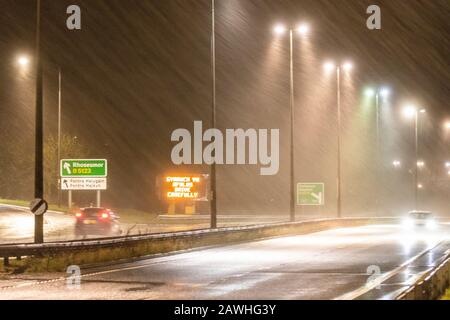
[165,176,206,200]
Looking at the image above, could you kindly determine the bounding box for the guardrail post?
[3,257,9,267]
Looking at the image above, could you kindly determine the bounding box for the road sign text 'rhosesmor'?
[61,159,107,177]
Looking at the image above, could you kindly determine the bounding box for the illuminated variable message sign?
[163,176,209,201]
[166,176,201,199]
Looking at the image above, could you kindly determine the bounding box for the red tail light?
[75,212,83,218]
[101,212,110,219]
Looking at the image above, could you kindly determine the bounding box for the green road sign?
[297,183,325,206]
[61,159,107,178]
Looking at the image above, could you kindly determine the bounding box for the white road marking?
[334,240,444,300]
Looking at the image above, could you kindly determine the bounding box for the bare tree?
[44,134,89,201]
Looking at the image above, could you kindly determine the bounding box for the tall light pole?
[365,87,390,214]
[34,0,44,243]
[18,57,63,208]
[210,0,217,229]
[57,68,62,208]
[324,61,354,218]
[403,105,426,211]
[273,23,310,222]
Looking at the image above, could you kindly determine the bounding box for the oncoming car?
[74,207,122,237]
[402,211,438,230]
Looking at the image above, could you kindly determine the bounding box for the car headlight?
[402,218,415,229]
[426,220,437,230]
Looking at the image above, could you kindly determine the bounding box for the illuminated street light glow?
[273,24,287,35]
[417,183,423,189]
[296,23,310,35]
[393,160,401,168]
[419,109,426,114]
[446,162,450,168]
[365,88,376,97]
[403,105,417,119]
[417,161,425,168]
[380,87,391,98]
[324,61,336,73]
[365,87,390,99]
[342,62,353,71]
[274,23,310,36]
[324,61,353,72]
[17,55,30,67]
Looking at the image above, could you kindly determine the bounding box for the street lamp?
[296,23,310,36]
[20,53,63,207]
[443,121,450,134]
[273,22,310,222]
[17,55,31,67]
[393,160,401,168]
[34,0,44,244]
[365,86,391,214]
[323,60,354,218]
[402,105,426,211]
[210,0,217,229]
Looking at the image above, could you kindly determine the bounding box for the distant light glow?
[380,87,391,98]
[419,109,426,114]
[417,183,424,189]
[445,122,450,130]
[426,220,438,230]
[17,56,30,67]
[324,61,335,73]
[296,23,310,36]
[342,62,353,71]
[393,160,401,168]
[273,24,287,35]
[402,218,415,230]
[365,88,375,97]
[417,161,425,168]
[403,106,417,119]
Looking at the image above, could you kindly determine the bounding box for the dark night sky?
[0,0,449,215]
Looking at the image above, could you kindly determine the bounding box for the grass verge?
[0,198,68,213]
[441,289,450,300]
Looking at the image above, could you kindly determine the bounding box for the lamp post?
[17,55,63,209]
[365,87,390,214]
[324,61,354,218]
[57,68,62,208]
[34,0,44,243]
[273,22,310,222]
[210,0,217,229]
[403,105,426,211]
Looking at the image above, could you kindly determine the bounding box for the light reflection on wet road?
[1,223,448,300]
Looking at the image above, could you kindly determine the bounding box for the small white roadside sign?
[61,178,107,191]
